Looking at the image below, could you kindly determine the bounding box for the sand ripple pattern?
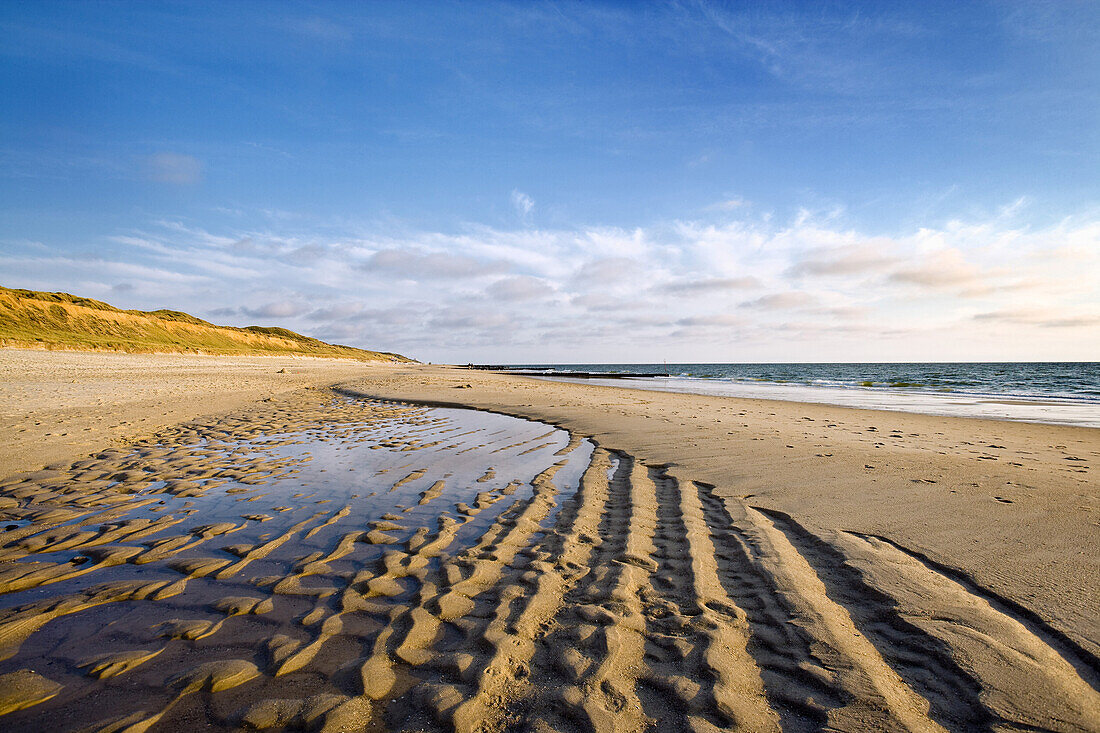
[0,391,1096,732]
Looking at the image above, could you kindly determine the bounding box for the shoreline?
[522,373,1100,428]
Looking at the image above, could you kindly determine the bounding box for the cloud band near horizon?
[2,201,1096,363]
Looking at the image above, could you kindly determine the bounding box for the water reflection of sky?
[0,402,594,611]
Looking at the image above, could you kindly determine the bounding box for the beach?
[0,350,375,477]
[0,351,1097,732]
[345,364,1100,655]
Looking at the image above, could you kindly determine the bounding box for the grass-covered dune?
[0,286,412,361]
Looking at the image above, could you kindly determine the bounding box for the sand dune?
[0,286,410,361]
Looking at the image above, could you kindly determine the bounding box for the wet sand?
[0,352,1097,731]
[0,391,599,731]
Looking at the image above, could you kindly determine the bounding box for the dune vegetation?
[0,286,411,361]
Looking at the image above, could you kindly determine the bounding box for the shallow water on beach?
[536,374,1100,427]
[0,397,592,731]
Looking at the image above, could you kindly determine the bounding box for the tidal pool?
[0,395,593,731]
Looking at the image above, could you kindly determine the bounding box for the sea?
[494,362,1100,428]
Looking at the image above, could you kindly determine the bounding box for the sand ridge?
[339,363,1100,666]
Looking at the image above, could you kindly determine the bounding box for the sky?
[1,0,1098,363]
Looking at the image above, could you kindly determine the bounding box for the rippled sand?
[0,392,596,729]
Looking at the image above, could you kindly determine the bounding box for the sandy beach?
[0,351,1097,732]
[0,350,376,477]
[344,364,1100,657]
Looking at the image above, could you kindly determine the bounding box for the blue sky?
[2,1,1098,362]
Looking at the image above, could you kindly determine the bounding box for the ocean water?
[500,363,1100,427]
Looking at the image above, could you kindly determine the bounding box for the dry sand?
[0,349,375,477]
[0,351,1097,732]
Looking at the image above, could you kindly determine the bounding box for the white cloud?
[362,248,508,279]
[973,308,1100,329]
[486,276,554,301]
[7,202,1096,362]
[145,153,202,184]
[571,257,644,285]
[787,242,899,276]
[676,314,744,327]
[0,254,208,284]
[571,293,646,312]
[510,190,535,219]
[889,248,982,287]
[661,276,762,293]
[739,291,818,310]
[241,300,310,319]
[705,197,748,211]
